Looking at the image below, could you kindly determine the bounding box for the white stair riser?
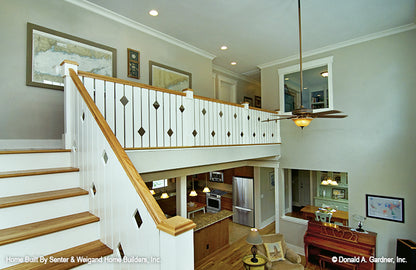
[0,172,79,197]
[0,222,99,268]
[0,152,71,172]
[0,195,89,229]
[75,257,114,270]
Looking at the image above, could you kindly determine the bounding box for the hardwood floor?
[196,221,321,270]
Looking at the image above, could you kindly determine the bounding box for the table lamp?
[246,228,263,263]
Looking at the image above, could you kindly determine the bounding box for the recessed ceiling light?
[231,61,237,65]
[220,45,228,50]
[149,9,158,16]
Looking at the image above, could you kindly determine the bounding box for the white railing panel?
[115,83,125,147]
[133,87,142,148]
[192,99,200,146]
[176,95,183,147]
[95,79,105,118]
[125,85,134,148]
[170,94,177,147]
[156,91,164,147]
[149,90,157,148]
[163,92,171,147]
[141,88,150,148]
[105,81,115,133]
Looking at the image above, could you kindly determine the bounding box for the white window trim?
[278,56,334,115]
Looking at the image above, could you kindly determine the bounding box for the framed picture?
[244,96,253,106]
[366,194,404,223]
[332,188,345,199]
[149,61,192,91]
[127,48,140,79]
[269,172,275,190]
[255,96,261,108]
[27,23,117,90]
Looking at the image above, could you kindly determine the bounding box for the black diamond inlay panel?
[227,131,231,137]
[219,111,223,117]
[120,96,129,106]
[192,130,198,137]
[272,133,274,137]
[234,113,237,119]
[153,101,160,110]
[167,128,174,137]
[241,132,244,137]
[103,151,108,164]
[211,131,216,137]
[134,209,143,229]
[202,108,207,115]
[258,117,261,121]
[247,115,250,120]
[118,243,125,259]
[81,112,85,121]
[253,133,256,137]
[138,127,146,136]
[91,183,97,196]
[179,105,185,113]
[263,133,266,137]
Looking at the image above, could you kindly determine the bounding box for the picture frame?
[366,194,404,223]
[332,188,345,199]
[149,61,192,91]
[269,171,275,190]
[127,48,140,79]
[254,96,261,108]
[27,23,117,90]
[243,96,253,106]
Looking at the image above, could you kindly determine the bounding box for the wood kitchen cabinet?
[194,218,230,264]
[221,196,233,211]
[234,166,254,178]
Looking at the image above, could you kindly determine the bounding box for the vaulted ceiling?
[78,0,415,77]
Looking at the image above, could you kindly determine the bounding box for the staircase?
[0,149,112,269]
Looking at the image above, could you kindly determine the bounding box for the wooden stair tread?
[0,167,79,179]
[4,240,112,270]
[0,212,99,246]
[0,149,71,155]
[0,188,88,209]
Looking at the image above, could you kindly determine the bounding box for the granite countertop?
[192,210,233,231]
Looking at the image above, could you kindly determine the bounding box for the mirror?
[279,56,333,114]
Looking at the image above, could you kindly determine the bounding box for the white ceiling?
[82,0,415,78]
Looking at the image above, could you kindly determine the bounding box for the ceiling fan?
[264,0,347,129]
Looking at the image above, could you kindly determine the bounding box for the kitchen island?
[192,210,233,264]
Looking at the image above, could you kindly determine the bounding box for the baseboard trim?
[0,139,63,150]
[259,215,275,229]
[286,242,305,256]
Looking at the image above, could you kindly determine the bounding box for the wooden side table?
[242,254,267,270]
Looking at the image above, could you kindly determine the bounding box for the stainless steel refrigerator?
[232,176,254,227]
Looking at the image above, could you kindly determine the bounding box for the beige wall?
[262,29,416,269]
[0,0,213,140]
[260,167,275,223]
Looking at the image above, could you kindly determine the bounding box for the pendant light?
[202,174,210,193]
[149,189,156,195]
[189,177,198,197]
[160,192,169,199]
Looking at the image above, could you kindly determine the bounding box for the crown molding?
[65,0,216,60]
[212,65,260,85]
[258,23,416,69]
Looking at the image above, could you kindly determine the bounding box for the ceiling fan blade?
[312,110,343,115]
[262,116,296,122]
[315,115,348,118]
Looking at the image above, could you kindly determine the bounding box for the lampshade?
[189,190,198,197]
[320,71,328,77]
[292,117,313,128]
[150,189,156,195]
[202,186,210,193]
[321,179,329,185]
[246,228,263,245]
[160,192,169,199]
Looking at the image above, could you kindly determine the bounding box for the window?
[152,179,168,189]
[278,56,333,114]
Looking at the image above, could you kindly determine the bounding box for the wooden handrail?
[68,68,195,235]
[78,70,279,114]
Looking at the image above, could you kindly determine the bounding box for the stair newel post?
[182,88,194,147]
[60,60,79,150]
[241,102,250,144]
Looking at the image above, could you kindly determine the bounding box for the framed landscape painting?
[366,194,404,223]
[149,61,192,91]
[27,23,117,90]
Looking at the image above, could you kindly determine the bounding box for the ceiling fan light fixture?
[292,117,313,128]
[320,71,329,77]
